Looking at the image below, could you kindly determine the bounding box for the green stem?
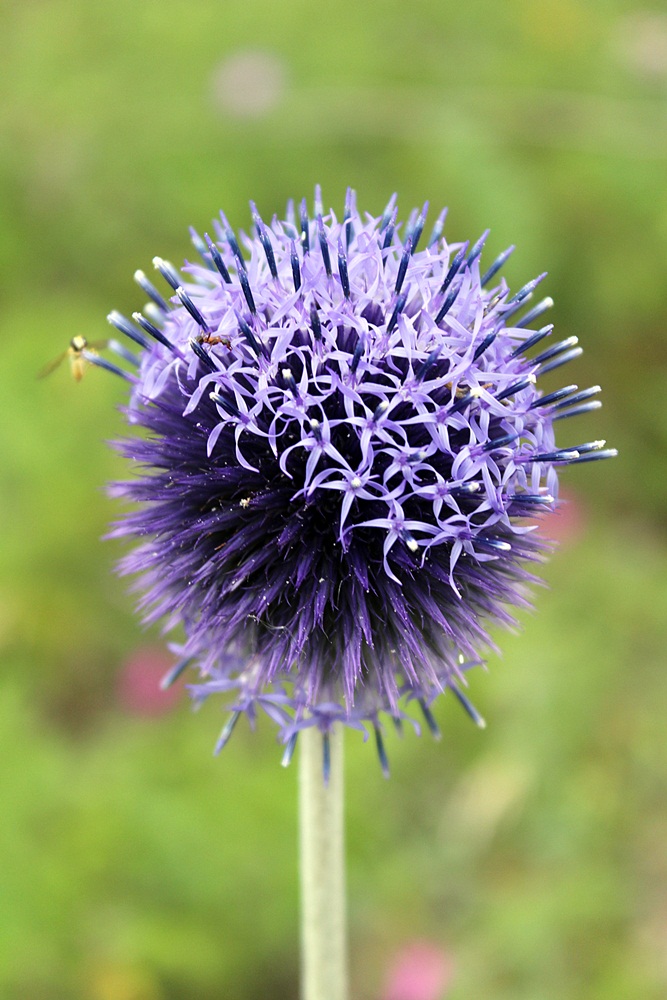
[299,725,348,1000]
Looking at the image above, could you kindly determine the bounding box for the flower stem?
[299,725,348,1000]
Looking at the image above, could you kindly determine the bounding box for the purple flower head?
[99,188,616,770]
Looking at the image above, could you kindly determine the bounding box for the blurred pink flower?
[541,488,587,547]
[117,646,182,717]
[381,941,454,1000]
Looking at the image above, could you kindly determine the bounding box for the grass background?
[1,1,666,997]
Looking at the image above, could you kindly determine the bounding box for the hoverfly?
[38,336,109,382]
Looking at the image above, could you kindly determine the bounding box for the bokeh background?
[1,1,666,998]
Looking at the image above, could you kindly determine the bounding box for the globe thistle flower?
[95,188,615,770]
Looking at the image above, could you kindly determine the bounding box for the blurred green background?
[1,1,666,998]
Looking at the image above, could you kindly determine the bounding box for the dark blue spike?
[450,684,487,728]
[281,732,298,768]
[531,448,580,463]
[505,493,555,506]
[132,312,176,352]
[568,447,617,463]
[250,202,278,279]
[553,400,602,421]
[434,283,461,325]
[107,340,139,367]
[236,313,264,357]
[107,311,151,350]
[439,241,469,295]
[209,389,242,419]
[381,210,397,250]
[189,227,213,267]
[379,194,397,232]
[427,208,447,247]
[281,368,298,395]
[189,338,219,372]
[529,384,578,409]
[467,229,490,267]
[480,245,515,287]
[537,347,583,376]
[176,286,209,332]
[134,269,169,312]
[473,330,497,361]
[418,699,441,740]
[373,398,390,421]
[237,268,256,315]
[532,336,578,366]
[310,303,322,341]
[374,726,390,778]
[415,347,442,382]
[386,292,407,335]
[317,215,332,277]
[508,324,554,359]
[300,198,310,253]
[290,241,301,292]
[395,239,412,294]
[482,432,520,452]
[567,439,607,455]
[407,202,428,254]
[501,296,532,323]
[506,273,547,307]
[337,240,350,298]
[214,710,241,755]
[475,536,512,553]
[350,338,364,374]
[152,256,181,291]
[82,351,136,382]
[219,213,244,264]
[496,377,535,402]
[160,657,193,690]
[392,714,404,736]
[515,296,554,329]
[204,233,232,284]
[322,731,331,784]
[449,391,476,414]
[553,385,601,410]
[449,482,481,496]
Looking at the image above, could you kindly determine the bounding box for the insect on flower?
[84,188,616,773]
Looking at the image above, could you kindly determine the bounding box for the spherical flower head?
[103,188,615,766]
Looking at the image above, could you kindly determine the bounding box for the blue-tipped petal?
[160,657,193,690]
[107,311,151,350]
[214,710,241,754]
[132,312,176,352]
[480,245,514,286]
[204,233,232,284]
[374,725,390,778]
[281,732,298,768]
[537,347,583,376]
[134,269,169,312]
[450,684,486,728]
[176,287,209,332]
[152,256,181,291]
[317,215,332,277]
[418,700,442,740]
